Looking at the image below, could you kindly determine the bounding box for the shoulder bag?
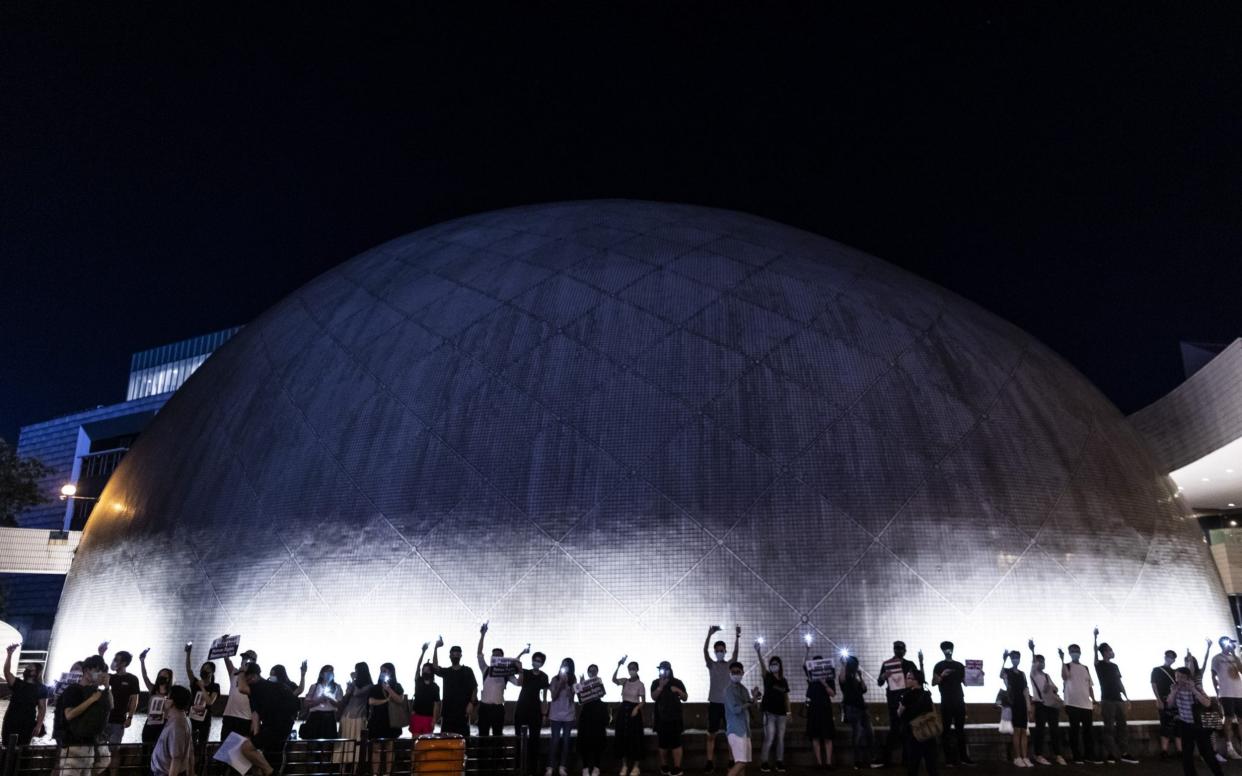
[911,710,943,742]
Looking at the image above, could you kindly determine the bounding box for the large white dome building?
[48,201,1231,700]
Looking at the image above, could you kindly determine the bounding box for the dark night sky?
[3,4,1241,444]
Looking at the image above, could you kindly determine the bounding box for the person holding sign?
[301,665,341,739]
[182,643,219,750]
[139,649,174,744]
[577,664,608,776]
[220,637,257,741]
[477,623,521,737]
[930,641,970,767]
[723,661,761,776]
[754,640,789,773]
[703,625,741,773]
[652,660,689,776]
[547,658,579,776]
[802,643,836,770]
[877,641,917,767]
[612,656,647,776]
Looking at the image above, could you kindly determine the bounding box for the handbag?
[998,706,1014,735]
[388,695,410,728]
[911,710,943,742]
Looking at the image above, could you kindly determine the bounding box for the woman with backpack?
[897,670,938,776]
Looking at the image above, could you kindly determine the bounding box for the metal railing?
[1,732,520,776]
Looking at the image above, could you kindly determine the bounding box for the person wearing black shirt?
[839,655,875,768]
[240,663,299,776]
[432,638,478,736]
[930,641,970,767]
[897,671,937,776]
[877,641,917,767]
[577,664,609,776]
[802,649,836,770]
[754,642,790,773]
[1093,629,1137,764]
[1153,650,1181,760]
[999,650,1032,767]
[652,661,689,776]
[183,644,220,750]
[412,656,442,735]
[60,655,114,776]
[3,643,48,747]
[514,651,551,775]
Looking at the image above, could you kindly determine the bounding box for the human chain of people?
[6,625,1242,776]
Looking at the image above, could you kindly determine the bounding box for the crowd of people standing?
[6,625,1242,776]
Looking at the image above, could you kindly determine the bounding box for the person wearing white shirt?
[612,657,647,776]
[1059,645,1098,765]
[476,623,521,737]
[1211,636,1242,759]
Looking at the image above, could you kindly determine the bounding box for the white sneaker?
[593,770,601,776]
[631,767,641,776]
[584,769,591,776]
[1024,760,1035,768]
[622,768,630,776]
[1216,753,1228,764]
[1034,757,1050,766]
[1014,758,1027,768]
[1228,746,1242,760]
[1055,757,1067,766]
[545,769,553,776]
[560,769,568,776]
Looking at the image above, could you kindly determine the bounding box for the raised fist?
[140,647,151,659]
[1028,639,1035,651]
[708,625,722,635]
[435,636,444,648]
[480,623,489,634]
[5,643,17,655]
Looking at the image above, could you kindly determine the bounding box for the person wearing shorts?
[1153,650,1181,760]
[652,661,688,776]
[703,625,740,772]
[723,662,758,776]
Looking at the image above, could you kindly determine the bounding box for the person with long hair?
[547,658,578,776]
[612,656,646,776]
[337,663,374,765]
[577,664,608,776]
[267,662,307,695]
[302,665,342,739]
[754,641,789,773]
[369,662,405,776]
[412,644,440,736]
[182,644,219,750]
[139,649,174,745]
[897,670,938,776]
[839,654,875,769]
[802,647,836,770]
[2,643,47,747]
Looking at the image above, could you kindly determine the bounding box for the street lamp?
[59,483,97,502]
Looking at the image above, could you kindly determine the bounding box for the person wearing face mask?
[515,649,552,775]
[3,643,48,747]
[723,661,761,776]
[1059,644,1098,765]
[930,641,970,767]
[612,657,647,776]
[138,649,174,745]
[1153,650,1181,760]
[876,641,917,768]
[97,642,139,769]
[1210,636,1242,759]
[839,654,876,769]
[547,658,579,776]
[412,645,442,736]
[220,640,258,742]
[432,637,479,736]
[478,623,523,737]
[337,662,374,765]
[753,641,789,773]
[999,649,1032,767]
[577,664,608,776]
[240,662,300,776]
[182,644,219,750]
[1028,640,1065,766]
[703,625,740,773]
[652,660,688,776]
[368,662,405,776]
[1169,666,1225,776]
[1091,629,1137,764]
[60,655,114,776]
[267,662,307,695]
[301,665,342,739]
[802,647,836,771]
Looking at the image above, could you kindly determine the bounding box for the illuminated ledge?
[1131,338,1242,511]
[0,527,82,574]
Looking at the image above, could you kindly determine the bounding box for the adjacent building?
[2,327,239,647]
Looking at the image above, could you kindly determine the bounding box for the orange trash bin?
[413,733,466,776]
